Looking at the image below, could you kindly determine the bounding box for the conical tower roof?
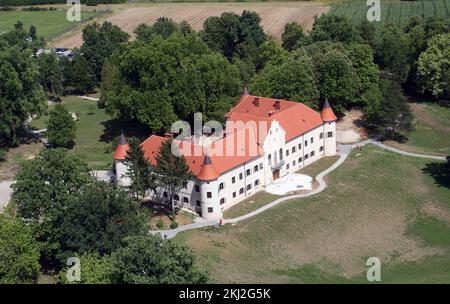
[321,99,337,122]
[197,154,219,181]
[113,132,129,160]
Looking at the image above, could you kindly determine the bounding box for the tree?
[366,80,414,140]
[154,140,192,218]
[281,22,310,51]
[12,149,93,261]
[135,17,179,42]
[64,53,96,95]
[81,22,129,81]
[47,104,76,148]
[111,235,207,284]
[38,52,63,97]
[417,33,450,98]
[0,215,40,284]
[310,14,356,44]
[378,25,412,83]
[28,25,37,41]
[102,33,240,130]
[60,181,146,256]
[356,19,377,49]
[124,138,155,199]
[57,252,113,284]
[201,10,266,63]
[0,26,45,148]
[251,53,320,109]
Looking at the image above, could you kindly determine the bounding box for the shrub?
[170,221,179,229]
[156,218,165,229]
[0,149,6,162]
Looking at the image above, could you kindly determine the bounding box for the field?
[174,145,450,283]
[330,0,450,28]
[385,102,450,156]
[30,96,115,170]
[0,9,101,40]
[49,2,329,48]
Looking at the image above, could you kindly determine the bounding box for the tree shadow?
[422,158,450,189]
[100,118,151,146]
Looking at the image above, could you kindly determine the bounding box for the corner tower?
[197,154,222,221]
[321,99,337,156]
[113,132,131,186]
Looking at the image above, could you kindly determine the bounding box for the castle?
[114,88,337,220]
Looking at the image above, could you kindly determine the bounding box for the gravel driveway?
[0,181,14,213]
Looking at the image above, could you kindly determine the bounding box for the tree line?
[0,0,124,6]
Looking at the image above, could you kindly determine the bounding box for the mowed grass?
[30,96,114,169]
[223,156,340,218]
[173,145,450,283]
[385,102,450,156]
[330,0,450,29]
[0,10,99,40]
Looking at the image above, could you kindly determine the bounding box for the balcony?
[270,160,285,170]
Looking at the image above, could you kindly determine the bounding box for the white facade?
[115,98,337,220]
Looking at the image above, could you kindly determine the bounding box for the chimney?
[274,100,280,110]
[164,132,174,139]
[253,97,260,106]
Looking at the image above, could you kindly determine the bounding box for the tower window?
[207,192,212,198]
[194,185,200,192]
[208,207,213,213]
[328,131,333,138]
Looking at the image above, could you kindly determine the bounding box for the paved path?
[151,141,445,239]
[0,181,14,213]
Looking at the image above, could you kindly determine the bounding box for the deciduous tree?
[47,104,76,148]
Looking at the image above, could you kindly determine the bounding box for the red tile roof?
[321,99,337,122]
[113,133,129,160]
[226,95,324,142]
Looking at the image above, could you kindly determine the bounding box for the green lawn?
[0,9,99,40]
[223,156,340,219]
[386,102,450,156]
[174,145,450,283]
[30,96,114,169]
[330,0,450,29]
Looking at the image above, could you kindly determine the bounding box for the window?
[328,131,333,138]
[320,132,323,139]
[293,160,296,166]
[246,169,251,176]
[174,195,179,201]
[298,143,302,150]
[246,184,252,191]
[305,140,308,147]
[286,150,289,157]
[268,154,272,166]
[254,179,260,186]
[279,148,283,160]
[320,146,324,152]
[232,176,236,184]
[310,151,315,157]
[239,173,243,180]
[287,164,290,170]
[219,182,224,190]
[298,157,302,163]
[292,146,296,153]
[207,192,212,198]
[208,207,213,213]
[254,165,258,172]
[196,200,201,207]
[239,188,244,194]
[305,154,309,160]
[194,185,200,192]
[183,197,188,203]
[233,192,236,198]
[310,137,314,144]
[259,163,263,169]
[163,192,168,198]
[220,198,225,205]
